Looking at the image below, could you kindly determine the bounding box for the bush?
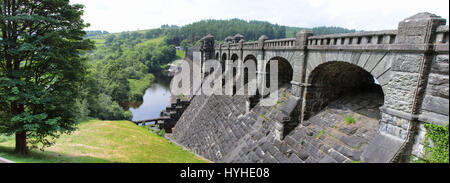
[158,129,166,137]
[345,115,356,125]
[423,122,449,163]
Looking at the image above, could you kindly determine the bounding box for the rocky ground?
[299,92,383,162]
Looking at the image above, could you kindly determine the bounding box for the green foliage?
[160,18,357,46]
[345,115,356,125]
[158,129,166,137]
[317,130,325,139]
[0,0,94,153]
[351,160,364,163]
[128,74,155,101]
[0,135,13,143]
[165,19,288,45]
[423,122,449,163]
[178,93,189,101]
[285,26,357,38]
[85,30,110,38]
[80,30,176,121]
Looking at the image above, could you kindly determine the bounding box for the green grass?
[345,115,356,125]
[0,120,209,163]
[92,37,106,48]
[176,50,186,59]
[351,160,364,163]
[136,36,166,48]
[169,50,186,67]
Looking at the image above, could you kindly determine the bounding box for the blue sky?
[70,0,449,33]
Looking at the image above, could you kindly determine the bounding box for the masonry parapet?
[229,43,240,49]
[308,30,397,46]
[263,38,297,49]
[242,41,259,49]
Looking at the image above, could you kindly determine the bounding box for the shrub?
[317,130,325,139]
[423,122,449,163]
[345,115,356,125]
[158,129,166,137]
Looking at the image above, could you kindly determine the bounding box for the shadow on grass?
[0,146,115,163]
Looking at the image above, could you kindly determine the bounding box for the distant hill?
[286,26,357,38]
[87,19,358,47]
[85,30,110,38]
[163,19,359,46]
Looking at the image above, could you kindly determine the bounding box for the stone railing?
[308,30,397,46]
[221,44,229,49]
[242,41,259,49]
[264,38,296,48]
[229,43,240,49]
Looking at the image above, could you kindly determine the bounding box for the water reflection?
[128,78,171,122]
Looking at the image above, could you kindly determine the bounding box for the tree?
[0,0,93,154]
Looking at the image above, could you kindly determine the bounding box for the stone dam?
[165,13,449,163]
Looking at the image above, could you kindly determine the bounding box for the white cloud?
[71,0,449,33]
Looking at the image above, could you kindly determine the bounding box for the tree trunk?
[14,131,28,155]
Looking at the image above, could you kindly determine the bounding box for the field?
[0,120,209,163]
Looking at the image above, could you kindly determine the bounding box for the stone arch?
[215,52,219,60]
[243,54,258,85]
[305,51,393,89]
[221,53,227,73]
[221,53,227,62]
[244,54,257,62]
[231,53,239,61]
[303,61,385,120]
[231,54,239,77]
[265,56,294,88]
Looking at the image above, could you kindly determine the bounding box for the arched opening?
[244,55,257,85]
[244,55,259,110]
[265,57,293,88]
[220,53,227,75]
[294,61,385,161]
[215,52,219,60]
[231,54,239,76]
[303,61,385,120]
[231,54,239,95]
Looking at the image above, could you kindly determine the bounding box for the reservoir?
[128,77,171,122]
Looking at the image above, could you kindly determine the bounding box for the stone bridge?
[172,13,449,163]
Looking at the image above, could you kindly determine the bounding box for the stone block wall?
[172,13,449,163]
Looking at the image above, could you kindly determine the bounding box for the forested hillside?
[164,19,358,46]
[79,31,177,121]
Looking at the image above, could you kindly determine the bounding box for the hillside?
[87,19,358,48]
[164,19,358,46]
[0,120,208,163]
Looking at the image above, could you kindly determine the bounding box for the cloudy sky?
[70,0,449,33]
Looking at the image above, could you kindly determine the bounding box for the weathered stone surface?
[422,95,449,116]
[171,12,449,163]
[431,54,449,75]
[361,133,405,163]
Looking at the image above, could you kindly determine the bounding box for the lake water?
[128,79,172,122]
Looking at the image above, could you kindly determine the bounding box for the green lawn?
[176,50,185,59]
[0,120,209,163]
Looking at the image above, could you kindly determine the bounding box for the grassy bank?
[0,120,209,163]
